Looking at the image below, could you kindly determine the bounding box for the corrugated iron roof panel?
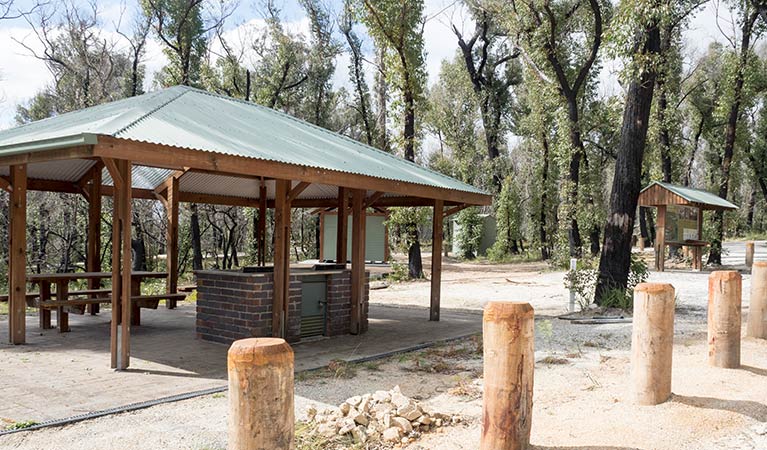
[102,165,173,190]
[0,159,95,182]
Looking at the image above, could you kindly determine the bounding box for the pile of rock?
[305,386,459,446]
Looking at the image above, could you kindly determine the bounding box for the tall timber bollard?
[228,338,294,450]
[481,302,534,450]
[631,283,676,405]
[747,261,767,339]
[746,241,755,269]
[708,271,742,368]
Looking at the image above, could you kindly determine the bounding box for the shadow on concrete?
[741,365,767,377]
[672,394,767,422]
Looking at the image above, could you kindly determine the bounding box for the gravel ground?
[2,245,766,450]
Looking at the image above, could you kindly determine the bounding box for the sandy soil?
[2,250,766,450]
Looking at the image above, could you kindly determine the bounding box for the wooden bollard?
[228,338,294,450]
[631,283,675,405]
[481,302,534,450]
[708,271,742,368]
[747,261,767,339]
[746,241,755,268]
[638,237,646,251]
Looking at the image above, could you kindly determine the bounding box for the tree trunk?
[190,203,204,270]
[540,134,551,260]
[595,22,661,304]
[565,98,584,257]
[408,229,423,279]
[747,189,757,229]
[709,10,757,266]
[374,45,389,153]
[590,225,600,257]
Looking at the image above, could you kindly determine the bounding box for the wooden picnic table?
[27,271,169,332]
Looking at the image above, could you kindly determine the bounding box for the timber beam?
[93,136,492,206]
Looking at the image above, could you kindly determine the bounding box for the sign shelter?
[638,182,738,271]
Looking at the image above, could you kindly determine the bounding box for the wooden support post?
[228,338,294,450]
[747,261,767,339]
[166,176,179,308]
[430,200,444,322]
[708,270,742,368]
[481,302,534,450]
[107,158,133,370]
[258,181,267,266]
[87,167,102,314]
[655,205,666,272]
[336,187,348,265]
[694,207,703,271]
[631,283,675,405]
[8,164,27,345]
[350,189,366,335]
[638,237,645,252]
[746,241,755,269]
[272,180,291,338]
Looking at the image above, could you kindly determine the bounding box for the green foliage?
[565,253,649,311]
[455,207,484,260]
[488,177,523,261]
[387,261,410,282]
[143,0,209,87]
[5,420,38,431]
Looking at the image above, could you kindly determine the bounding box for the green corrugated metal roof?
[0,86,487,199]
[643,181,738,210]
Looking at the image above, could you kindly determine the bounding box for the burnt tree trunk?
[595,22,661,304]
[709,10,758,266]
[566,98,584,257]
[407,224,423,279]
[190,203,204,270]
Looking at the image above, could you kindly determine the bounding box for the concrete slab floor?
[0,303,481,424]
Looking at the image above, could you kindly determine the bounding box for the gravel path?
[2,245,766,450]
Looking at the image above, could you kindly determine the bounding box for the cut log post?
[631,283,675,405]
[638,237,645,252]
[481,302,534,450]
[746,241,755,269]
[747,261,767,339]
[228,338,294,450]
[708,271,742,368]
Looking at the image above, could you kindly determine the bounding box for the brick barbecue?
[195,268,369,344]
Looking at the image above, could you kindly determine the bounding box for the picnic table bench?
[23,272,187,332]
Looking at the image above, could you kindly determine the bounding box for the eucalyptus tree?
[143,0,232,87]
[16,2,133,118]
[514,69,560,260]
[708,0,765,265]
[298,0,340,128]
[359,0,427,278]
[425,56,485,187]
[451,7,523,191]
[482,0,610,258]
[340,0,375,145]
[595,0,705,303]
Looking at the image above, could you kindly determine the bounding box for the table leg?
[39,282,52,329]
[56,281,69,333]
[130,278,141,326]
[88,277,100,315]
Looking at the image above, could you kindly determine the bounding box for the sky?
[0,0,739,131]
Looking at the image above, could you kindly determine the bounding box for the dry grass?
[538,355,571,365]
